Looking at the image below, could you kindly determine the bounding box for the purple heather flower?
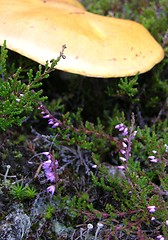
[115,116,137,170]
[122,127,128,136]
[122,142,127,148]
[41,152,50,157]
[132,131,137,137]
[115,123,124,130]
[48,119,54,124]
[123,137,128,142]
[115,122,135,169]
[148,156,159,163]
[117,166,126,170]
[150,159,158,163]
[42,114,50,119]
[156,235,165,240]
[116,123,134,164]
[152,150,157,154]
[148,149,160,163]
[92,164,97,168]
[41,151,59,195]
[120,149,126,155]
[45,171,56,182]
[115,123,128,136]
[43,160,52,170]
[147,205,156,213]
[38,103,61,129]
[119,157,127,162]
[52,122,60,128]
[47,185,55,195]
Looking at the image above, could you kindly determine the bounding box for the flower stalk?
[42,151,59,195]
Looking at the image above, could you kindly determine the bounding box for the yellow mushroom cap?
[0,0,164,78]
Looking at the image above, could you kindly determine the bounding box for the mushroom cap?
[0,0,164,78]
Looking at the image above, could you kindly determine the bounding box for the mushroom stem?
[94,222,104,239]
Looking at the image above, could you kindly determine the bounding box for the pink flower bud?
[47,185,55,195]
[147,205,156,213]
[117,166,126,170]
[119,157,127,162]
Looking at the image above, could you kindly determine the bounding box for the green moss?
[10,183,37,200]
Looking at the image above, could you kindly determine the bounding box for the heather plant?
[35,102,167,239]
[0,1,168,239]
[42,151,59,195]
[0,41,66,131]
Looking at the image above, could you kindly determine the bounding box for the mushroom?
[0,0,164,78]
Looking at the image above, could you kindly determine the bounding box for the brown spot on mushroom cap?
[0,0,164,78]
[42,0,85,9]
[108,58,117,61]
